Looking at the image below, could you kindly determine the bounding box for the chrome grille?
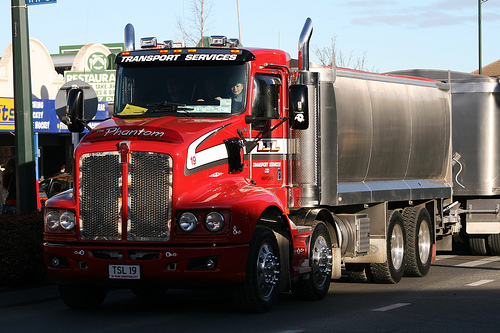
[80,152,122,240]
[79,150,172,242]
[128,152,172,241]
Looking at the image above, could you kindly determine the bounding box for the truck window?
[114,64,248,117]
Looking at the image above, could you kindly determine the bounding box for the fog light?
[206,259,215,269]
[51,257,60,266]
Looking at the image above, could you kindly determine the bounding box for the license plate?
[108,265,140,279]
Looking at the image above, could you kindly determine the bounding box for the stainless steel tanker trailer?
[289,29,459,284]
[389,69,500,255]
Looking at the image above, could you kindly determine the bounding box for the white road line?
[371,303,411,312]
[466,280,494,287]
[434,255,456,261]
[455,256,500,267]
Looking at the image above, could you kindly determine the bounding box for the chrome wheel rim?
[257,242,279,299]
[391,223,404,270]
[418,220,431,264]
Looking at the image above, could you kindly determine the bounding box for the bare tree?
[177,0,214,46]
[313,36,378,72]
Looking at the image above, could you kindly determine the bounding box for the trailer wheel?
[469,235,488,255]
[59,285,107,309]
[345,263,373,283]
[370,210,405,284]
[292,222,333,300]
[487,234,500,255]
[232,226,280,313]
[402,207,432,277]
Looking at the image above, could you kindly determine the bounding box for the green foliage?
[0,211,46,288]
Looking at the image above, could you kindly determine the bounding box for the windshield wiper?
[146,101,194,113]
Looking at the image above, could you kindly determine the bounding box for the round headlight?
[46,211,61,231]
[60,211,76,230]
[179,212,198,232]
[205,212,224,232]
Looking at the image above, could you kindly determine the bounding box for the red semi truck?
[44,18,459,312]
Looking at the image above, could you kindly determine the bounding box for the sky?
[2,0,500,73]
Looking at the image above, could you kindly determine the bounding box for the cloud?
[347,0,500,28]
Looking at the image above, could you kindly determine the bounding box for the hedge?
[0,211,47,289]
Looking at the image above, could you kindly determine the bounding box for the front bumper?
[44,242,249,288]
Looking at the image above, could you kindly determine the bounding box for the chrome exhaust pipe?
[124,23,135,51]
[298,18,313,71]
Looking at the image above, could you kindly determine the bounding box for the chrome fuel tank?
[291,67,452,207]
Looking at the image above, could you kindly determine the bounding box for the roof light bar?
[140,37,158,48]
[210,36,227,47]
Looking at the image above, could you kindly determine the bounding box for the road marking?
[467,280,494,287]
[371,303,411,312]
[455,256,500,267]
[434,255,456,261]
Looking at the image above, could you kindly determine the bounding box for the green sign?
[64,52,115,103]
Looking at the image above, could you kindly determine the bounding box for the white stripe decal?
[186,127,228,170]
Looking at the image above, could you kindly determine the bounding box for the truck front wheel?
[232,226,280,313]
[59,285,107,309]
[292,221,333,300]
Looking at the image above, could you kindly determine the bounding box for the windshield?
[114,63,248,117]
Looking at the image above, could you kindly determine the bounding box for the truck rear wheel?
[469,235,488,255]
[487,234,500,255]
[402,207,432,277]
[232,226,280,313]
[345,263,373,283]
[59,285,107,309]
[370,210,405,284]
[292,221,333,300]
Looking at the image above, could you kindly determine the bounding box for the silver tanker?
[287,21,460,284]
[389,69,500,255]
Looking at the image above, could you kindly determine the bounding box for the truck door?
[249,73,287,196]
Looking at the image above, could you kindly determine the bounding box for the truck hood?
[82,117,235,145]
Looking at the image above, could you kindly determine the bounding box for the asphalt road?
[1,254,499,333]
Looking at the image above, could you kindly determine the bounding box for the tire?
[345,263,373,283]
[232,226,280,313]
[370,210,406,284]
[487,234,500,255]
[292,222,333,300]
[469,235,488,255]
[402,207,433,277]
[59,285,107,309]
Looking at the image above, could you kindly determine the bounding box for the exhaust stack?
[298,18,313,71]
[124,23,135,51]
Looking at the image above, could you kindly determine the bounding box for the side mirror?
[66,88,85,133]
[289,84,309,130]
[224,138,244,174]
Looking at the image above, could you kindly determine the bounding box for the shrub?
[0,211,46,288]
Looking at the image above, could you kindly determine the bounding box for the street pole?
[478,0,488,75]
[11,0,38,212]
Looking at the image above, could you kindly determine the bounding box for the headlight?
[179,212,198,232]
[45,211,61,231]
[60,211,76,230]
[205,212,224,232]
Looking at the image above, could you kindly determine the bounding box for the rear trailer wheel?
[292,222,333,301]
[232,226,280,313]
[345,263,373,283]
[469,235,488,255]
[487,234,500,255]
[370,210,406,284]
[59,285,107,309]
[402,207,433,277]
